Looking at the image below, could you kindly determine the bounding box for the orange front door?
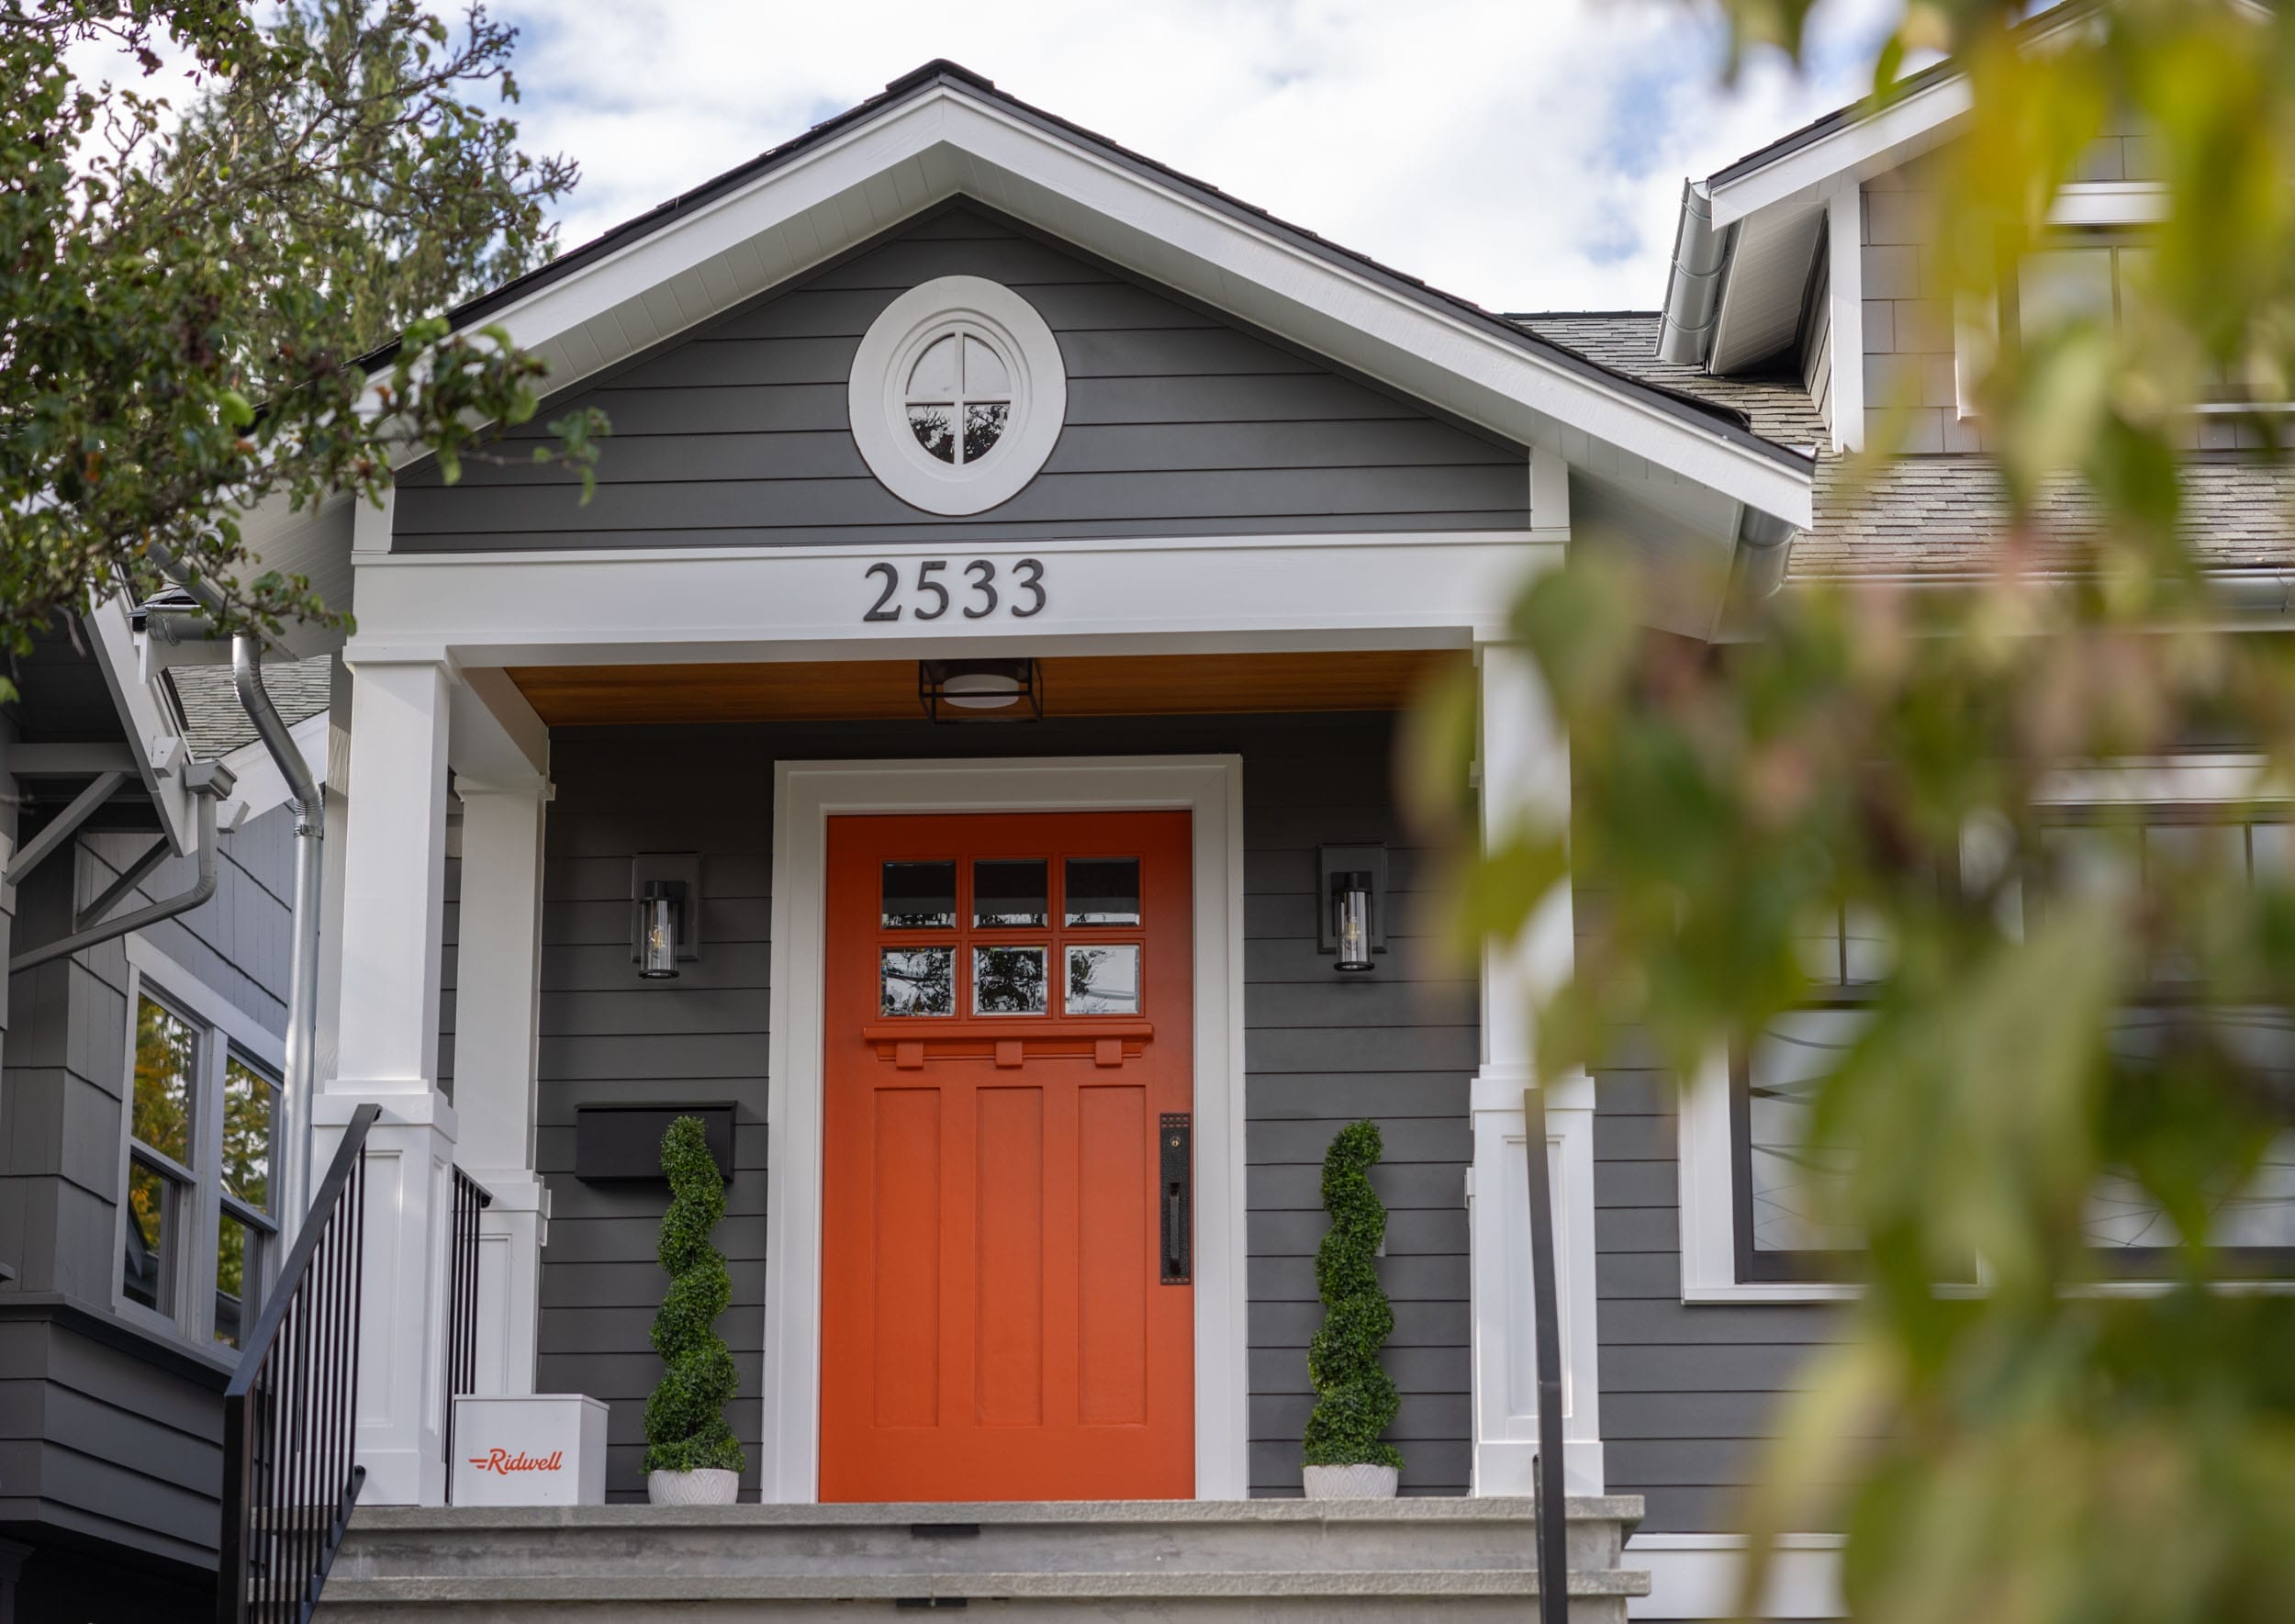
[819,812,1195,1501]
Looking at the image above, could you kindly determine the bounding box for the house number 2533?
[861,558,1045,622]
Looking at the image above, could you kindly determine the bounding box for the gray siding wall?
[1592,1042,1844,1533]
[529,712,1476,1501]
[0,806,296,1582]
[395,206,1528,551]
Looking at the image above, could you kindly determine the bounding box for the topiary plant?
[642,1115,746,1476]
[1303,1119,1403,1472]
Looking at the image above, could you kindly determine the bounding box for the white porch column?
[1468,639,1606,1495]
[450,770,553,1396]
[323,656,458,1507]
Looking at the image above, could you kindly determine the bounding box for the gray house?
[6,33,2289,1624]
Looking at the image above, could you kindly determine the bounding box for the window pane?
[909,334,958,397]
[906,404,956,464]
[1064,858,1140,926]
[2251,822,2294,882]
[974,859,1047,928]
[223,1058,276,1214]
[133,996,196,1165]
[2043,823,2140,904]
[974,946,1047,1015]
[964,335,1010,398]
[881,948,955,1017]
[882,861,957,929]
[1066,944,1140,1015]
[124,1159,174,1314]
[962,401,1008,462]
[1745,1010,1867,1253]
[2021,247,2116,330]
[215,1211,262,1349]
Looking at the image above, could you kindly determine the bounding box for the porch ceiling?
[505,649,1465,727]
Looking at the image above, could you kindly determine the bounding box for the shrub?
[1302,1119,1403,1471]
[642,1116,746,1475]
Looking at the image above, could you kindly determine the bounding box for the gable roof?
[367,59,1812,534]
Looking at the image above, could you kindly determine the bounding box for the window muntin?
[121,988,281,1349]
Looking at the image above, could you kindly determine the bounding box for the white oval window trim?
[848,275,1067,517]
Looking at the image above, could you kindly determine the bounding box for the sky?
[479,0,1897,315]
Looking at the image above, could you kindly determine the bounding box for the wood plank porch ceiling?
[507,650,1465,727]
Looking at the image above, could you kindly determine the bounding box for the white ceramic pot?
[1302,1462,1400,1499]
[647,1467,740,1506]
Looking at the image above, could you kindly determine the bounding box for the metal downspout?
[232,635,324,1232]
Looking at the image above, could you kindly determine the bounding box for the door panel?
[820,811,1194,1501]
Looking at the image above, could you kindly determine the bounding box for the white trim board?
[762,755,1248,1502]
[1627,1533,1846,1619]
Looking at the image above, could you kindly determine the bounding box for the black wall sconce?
[919,657,1043,723]
[632,853,701,980]
[1318,845,1388,973]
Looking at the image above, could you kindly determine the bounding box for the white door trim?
[763,754,1248,1503]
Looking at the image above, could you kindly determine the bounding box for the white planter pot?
[1303,1463,1400,1499]
[647,1467,740,1506]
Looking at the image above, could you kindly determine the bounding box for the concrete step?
[322,1496,1650,1622]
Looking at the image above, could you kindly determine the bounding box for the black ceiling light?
[919,657,1042,723]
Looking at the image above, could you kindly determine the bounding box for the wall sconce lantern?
[632,854,701,980]
[1318,845,1388,974]
[919,657,1043,723]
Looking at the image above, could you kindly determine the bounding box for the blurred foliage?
[0,1,609,701]
[1416,2,2295,1619]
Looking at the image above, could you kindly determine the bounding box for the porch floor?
[324,1495,1650,1620]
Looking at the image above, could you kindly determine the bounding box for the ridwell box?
[451,1394,609,1506]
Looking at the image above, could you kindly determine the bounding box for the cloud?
[494,0,1894,314]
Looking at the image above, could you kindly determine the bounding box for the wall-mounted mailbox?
[573,1103,736,1183]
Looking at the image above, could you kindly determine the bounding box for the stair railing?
[442,1165,493,1502]
[218,1102,380,1624]
[1522,1084,1570,1624]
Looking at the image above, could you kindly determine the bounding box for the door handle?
[1160,1113,1191,1284]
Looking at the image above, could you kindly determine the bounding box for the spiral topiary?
[1303,1119,1403,1471]
[642,1115,746,1475]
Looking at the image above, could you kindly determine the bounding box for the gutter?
[8,760,235,972]
[1655,181,1733,367]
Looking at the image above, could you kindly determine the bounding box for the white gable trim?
[436,81,1810,531]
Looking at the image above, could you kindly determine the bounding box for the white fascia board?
[217,710,329,822]
[422,84,1809,532]
[2049,181,2168,226]
[86,597,197,856]
[1707,76,1972,230]
[342,530,1561,668]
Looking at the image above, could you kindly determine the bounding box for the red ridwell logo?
[467,1448,565,1475]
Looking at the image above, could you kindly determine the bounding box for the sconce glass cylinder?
[640,884,681,980]
[1333,871,1373,972]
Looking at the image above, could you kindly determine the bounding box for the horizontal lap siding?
[532,712,1473,1502]
[394,207,1526,551]
[1593,1047,1847,1533]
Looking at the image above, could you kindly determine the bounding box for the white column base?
[321,1092,459,1507]
[1468,1065,1605,1496]
[469,1171,550,1396]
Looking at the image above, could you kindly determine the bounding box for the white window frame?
[114,935,287,1349]
[762,755,1247,1502]
[1681,755,2295,1304]
[846,275,1068,516]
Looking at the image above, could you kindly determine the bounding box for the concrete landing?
[322,1496,1650,1621]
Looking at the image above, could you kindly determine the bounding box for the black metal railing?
[1521,1083,1570,1624]
[442,1166,493,1503]
[218,1102,380,1624]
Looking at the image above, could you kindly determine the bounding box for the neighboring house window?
[846,274,1068,516]
[122,988,280,1349]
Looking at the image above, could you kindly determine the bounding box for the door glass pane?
[215,1211,261,1348]
[1064,858,1141,926]
[1066,944,1140,1015]
[124,1159,173,1313]
[881,948,955,1016]
[882,861,957,929]
[974,946,1048,1015]
[973,859,1047,927]
[223,1058,276,1214]
[133,996,196,1165]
